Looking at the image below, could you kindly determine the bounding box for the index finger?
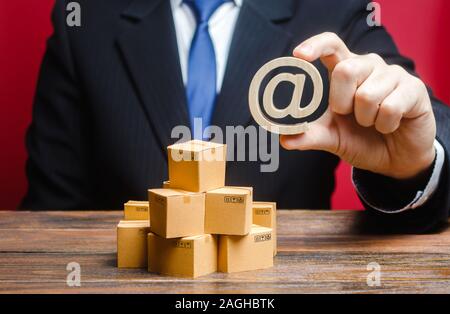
[293,32,353,71]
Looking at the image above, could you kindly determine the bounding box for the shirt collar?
[172,0,242,8]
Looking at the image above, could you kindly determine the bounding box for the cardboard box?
[117,220,150,268]
[148,188,205,238]
[162,180,170,188]
[218,225,273,273]
[205,187,252,235]
[168,140,226,192]
[124,200,150,221]
[252,201,277,256]
[147,233,218,278]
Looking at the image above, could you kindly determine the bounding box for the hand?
[280,32,437,180]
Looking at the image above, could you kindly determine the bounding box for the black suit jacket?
[22,0,450,232]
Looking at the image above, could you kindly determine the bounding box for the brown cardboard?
[218,225,273,273]
[252,201,277,256]
[117,220,150,268]
[162,180,170,188]
[124,200,150,221]
[148,188,205,238]
[205,186,252,235]
[147,233,218,278]
[168,140,226,192]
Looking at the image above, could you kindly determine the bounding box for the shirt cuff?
[352,139,445,214]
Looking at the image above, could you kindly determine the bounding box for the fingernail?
[280,136,297,150]
[294,44,312,56]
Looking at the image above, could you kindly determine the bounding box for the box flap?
[148,188,195,197]
[208,186,252,195]
[168,140,225,152]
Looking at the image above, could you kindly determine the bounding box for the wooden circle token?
[248,57,324,135]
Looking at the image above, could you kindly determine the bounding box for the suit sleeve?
[339,0,450,233]
[20,0,91,210]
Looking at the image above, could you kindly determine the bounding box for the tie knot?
[184,0,231,24]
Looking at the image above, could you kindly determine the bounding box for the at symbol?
[248,57,324,135]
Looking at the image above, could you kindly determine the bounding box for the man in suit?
[22,0,450,233]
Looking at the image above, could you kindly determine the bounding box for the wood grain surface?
[0,210,449,294]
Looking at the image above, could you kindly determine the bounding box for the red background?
[0,1,449,210]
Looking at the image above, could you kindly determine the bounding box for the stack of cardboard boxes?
[117,140,277,278]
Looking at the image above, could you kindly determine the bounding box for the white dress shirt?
[353,140,445,213]
[170,0,242,93]
[170,0,445,212]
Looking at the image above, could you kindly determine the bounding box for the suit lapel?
[116,0,296,152]
[116,0,189,155]
[211,0,295,132]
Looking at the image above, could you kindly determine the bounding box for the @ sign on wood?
[248,57,324,135]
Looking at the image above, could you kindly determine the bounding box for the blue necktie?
[184,0,229,139]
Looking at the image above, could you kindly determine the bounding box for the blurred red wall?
[332,0,450,209]
[0,0,449,210]
[0,1,54,210]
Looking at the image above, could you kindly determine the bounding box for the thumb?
[280,123,338,153]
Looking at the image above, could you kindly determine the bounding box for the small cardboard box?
[252,201,277,256]
[117,220,150,268]
[147,233,218,278]
[205,187,252,235]
[124,200,150,221]
[218,225,273,273]
[162,180,171,188]
[168,140,226,192]
[148,188,205,238]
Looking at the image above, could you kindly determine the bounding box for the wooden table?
[0,210,449,294]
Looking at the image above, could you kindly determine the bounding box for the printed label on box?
[224,196,244,204]
[255,209,271,215]
[175,240,193,249]
[254,233,272,242]
[154,195,166,205]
